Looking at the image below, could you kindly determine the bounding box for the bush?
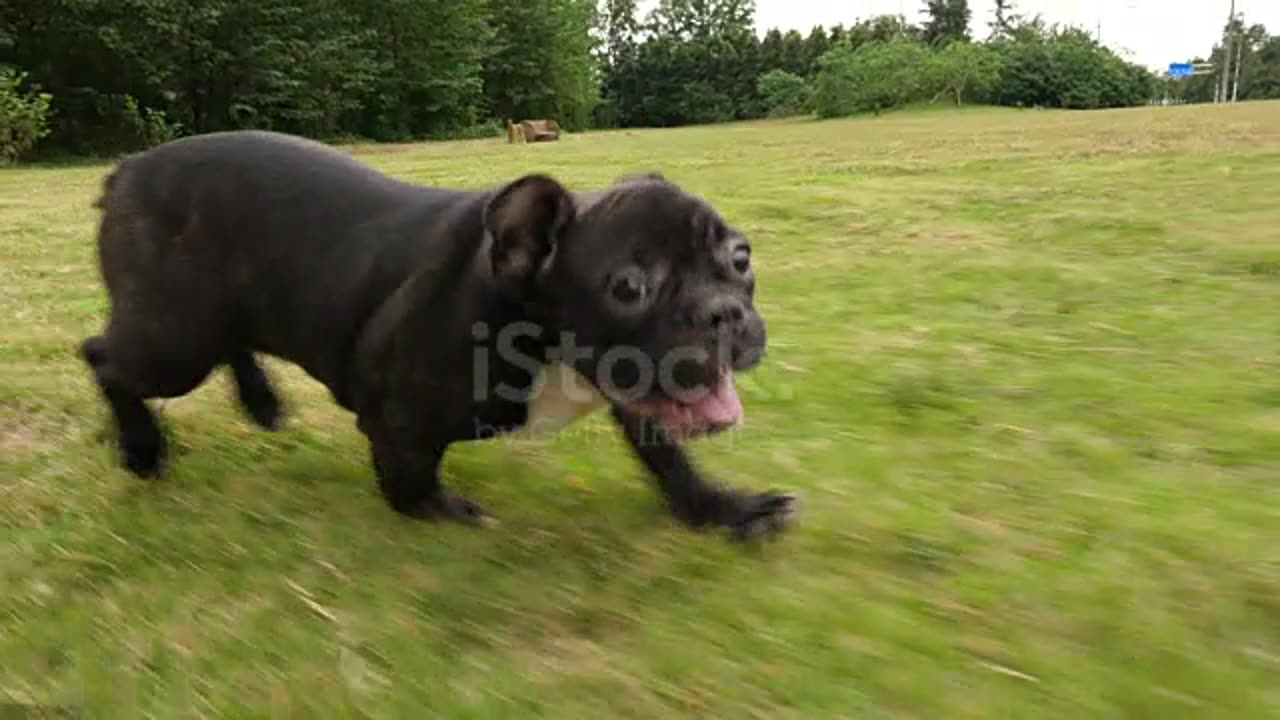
[807,27,1155,119]
[931,42,1004,105]
[130,96,184,147]
[0,67,53,163]
[43,90,185,156]
[992,28,1156,109]
[757,69,812,117]
[813,39,937,117]
[678,80,737,125]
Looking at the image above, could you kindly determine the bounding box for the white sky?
[751,1,1280,70]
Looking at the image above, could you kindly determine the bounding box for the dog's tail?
[91,154,136,210]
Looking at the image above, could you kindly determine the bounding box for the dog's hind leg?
[360,418,492,525]
[79,329,218,478]
[81,334,164,477]
[230,352,283,430]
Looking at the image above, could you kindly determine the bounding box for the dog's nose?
[698,297,747,333]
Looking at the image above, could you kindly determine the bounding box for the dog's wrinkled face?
[548,175,766,440]
[483,172,767,441]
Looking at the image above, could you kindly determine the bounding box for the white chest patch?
[522,362,609,438]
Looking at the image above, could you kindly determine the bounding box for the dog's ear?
[484,174,575,297]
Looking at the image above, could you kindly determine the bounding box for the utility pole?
[1231,31,1244,101]
[1218,0,1236,103]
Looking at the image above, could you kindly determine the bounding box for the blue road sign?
[1168,62,1193,77]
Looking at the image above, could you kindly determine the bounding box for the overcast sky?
[710,1,1279,71]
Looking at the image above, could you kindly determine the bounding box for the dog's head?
[484,172,766,441]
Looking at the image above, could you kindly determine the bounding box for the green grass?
[3,102,1279,718]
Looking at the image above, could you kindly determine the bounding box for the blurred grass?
[2,102,1279,718]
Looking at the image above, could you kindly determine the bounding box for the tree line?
[1166,16,1280,103]
[1,0,1278,162]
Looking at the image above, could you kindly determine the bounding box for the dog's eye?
[610,268,648,305]
[731,245,751,274]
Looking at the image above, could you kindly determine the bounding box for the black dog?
[80,130,795,540]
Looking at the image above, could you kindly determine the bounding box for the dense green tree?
[827,24,847,48]
[0,66,52,162]
[484,0,598,129]
[867,15,921,43]
[609,0,761,126]
[803,26,831,75]
[647,0,754,41]
[922,0,971,46]
[989,0,1022,39]
[991,26,1156,109]
[363,0,493,138]
[814,38,937,117]
[1176,20,1274,103]
[595,0,642,127]
[0,0,1202,157]
[1,0,181,152]
[758,29,785,74]
[779,30,808,76]
[757,68,811,116]
[599,0,641,61]
[931,41,1003,104]
[230,0,383,138]
[1250,35,1280,98]
[1,0,493,149]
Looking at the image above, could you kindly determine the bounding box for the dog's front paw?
[725,490,798,542]
[397,490,497,527]
[436,491,498,527]
[239,384,283,431]
[119,425,166,478]
[248,395,283,430]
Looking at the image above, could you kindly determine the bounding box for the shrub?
[678,80,737,125]
[44,90,184,156]
[757,69,812,117]
[931,42,1004,105]
[813,39,937,117]
[129,96,184,147]
[0,67,53,163]
[992,28,1156,109]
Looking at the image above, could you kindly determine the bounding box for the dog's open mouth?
[624,369,743,442]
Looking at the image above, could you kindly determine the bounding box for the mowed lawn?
[2,102,1279,718]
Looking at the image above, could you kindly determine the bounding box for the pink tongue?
[642,374,745,439]
[687,374,743,427]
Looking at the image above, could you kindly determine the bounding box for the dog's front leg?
[610,406,796,541]
[362,421,492,525]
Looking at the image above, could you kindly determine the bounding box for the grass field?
[3,102,1279,718]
